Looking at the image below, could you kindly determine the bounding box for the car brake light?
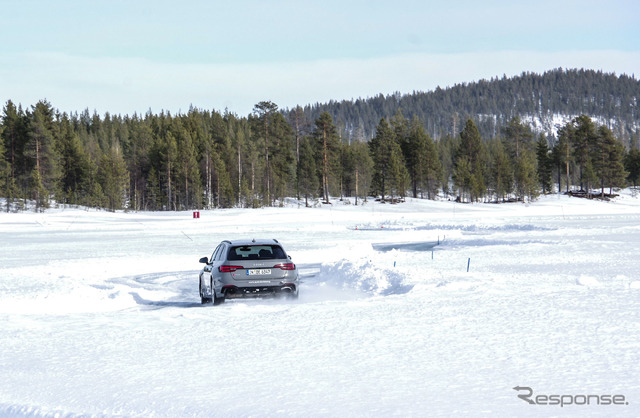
[273,263,295,270]
[219,265,243,273]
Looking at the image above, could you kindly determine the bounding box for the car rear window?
[227,245,285,261]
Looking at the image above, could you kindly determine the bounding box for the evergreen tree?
[570,115,598,191]
[150,119,178,210]
[339,142,354,199]
[251,101,279,205]
[387,144,410,201]
[535,134,553,194]
[514,148,539,201]
[418,119,441,199]
[404,117,442,199]
[369,118,404,201]
[26,100,61,209]
[146,166,162,210]
[58,114,90,205]
[297,136,319,207]
[625,148,640,188]
[269,112,296,205]
[595,126,627,195]
[452,155,472,201]
[229,118,249,207]
[487,138,513,201]
[1,101,27,210]
[349,140,373,205]
[503,116,533,159]
[173,119,201,209]
[503,116,537,199]
[391,110,410,167]
[0,123,7,206]
[555,124,574,192]
[98,144,129,211]
[311,112,340,204]
[437,134,457,196]
[454,119,486,202]
[127,120,153,211]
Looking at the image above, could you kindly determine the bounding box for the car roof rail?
[222,240,232,244]
[273,239,279,243]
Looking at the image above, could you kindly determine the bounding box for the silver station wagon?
[198,239,299,305]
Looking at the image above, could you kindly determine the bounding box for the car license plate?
[247,269,271,276]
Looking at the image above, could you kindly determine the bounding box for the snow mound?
[315,258,413,296]
[576,275,603,288]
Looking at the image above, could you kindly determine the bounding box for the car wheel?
[212,279,224,306]
[200,276,212,304]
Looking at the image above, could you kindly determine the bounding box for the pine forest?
[1,68,639,212]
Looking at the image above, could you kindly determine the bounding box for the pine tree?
[503,116,533,159]
[503,116,537,199]
[387,144,410,201]
[98,144,129,211]
[230,119,249,207]
[369,118,407,201]
[454,119,486,202]
[26,100,61,209]
[452,155,472,202]
[514,148,539,201]
[311,112,340,204]
[0,123,7,206]
[146,167,162,210]
[127,121,153,211]
[369,118,390,200]
[555,124,574,192]
[349,140,373,205]
[625,148,640,188]
[595,126,627,195]
[437,135,457,196]
[406,117,441,199]
[251,101,279,205]
[58,114,90,205]
[297,136,319,207]
[1,101,27,210]
[159,128,178,210]
[570,115,598,191]
[269,112,295,205]
[535,134,553,194]
[173,119,201,209]
[406,116,427,198]
[487,138,513,201]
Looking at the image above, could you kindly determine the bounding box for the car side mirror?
[199,257,209,264]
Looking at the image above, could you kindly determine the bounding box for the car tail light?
[273,263,296,270]
[219,265,243,273]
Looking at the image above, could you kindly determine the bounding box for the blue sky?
[1,0,638,116]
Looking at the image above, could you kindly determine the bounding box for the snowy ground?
[1,192,639,417]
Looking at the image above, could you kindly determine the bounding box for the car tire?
[212,279,224,306]
[200,276,212,304]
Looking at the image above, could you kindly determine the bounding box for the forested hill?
[295,68,640,145]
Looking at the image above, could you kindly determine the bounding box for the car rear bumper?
[222,284,298,299]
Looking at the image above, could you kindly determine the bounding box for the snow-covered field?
[1,192,640,417]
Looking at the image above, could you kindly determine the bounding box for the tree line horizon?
[1,71,638,212]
